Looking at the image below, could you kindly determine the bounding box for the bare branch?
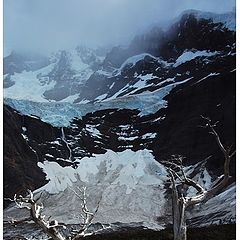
[186,117,233,205]
[6,186,104,240]
[184,178,206,194]
[7,190,65,240]
[69,186,103,239]
[165,117,234,240]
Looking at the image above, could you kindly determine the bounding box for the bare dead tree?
[5,187,101,240]
[5,190,66,240]
[69,186,102,240]
[165,117,235,240]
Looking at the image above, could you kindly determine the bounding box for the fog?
[4,0,235,56]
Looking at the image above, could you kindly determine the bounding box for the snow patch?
[109,82,115,89]
[114,53,158,76]
[174,50,219,67]
[59,94,80,103]
[95,93,108,101]
[138,73,156,81]
[142,133,157,139]
[183,10,236,31]
[194,72,220,85]
[85,124,102,138]
[118,136,139,141]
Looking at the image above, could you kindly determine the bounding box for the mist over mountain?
[4,0,235,55]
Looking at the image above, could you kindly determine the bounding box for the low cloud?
[4,0,235,55]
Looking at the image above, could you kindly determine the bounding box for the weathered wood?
[168,119,234,240]
[5,187,102,240]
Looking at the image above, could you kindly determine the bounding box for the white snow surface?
[4,64,56,102]
[59,94,80,103]
[114,53,159,76]
[23,149,170,228]
[85,124,102,138]
[37,149,168,195]
[37,161,77,194]
[174,50,219,67]
[142,133,157,139]
[95,93,108,101]
[137,73,156,81]
[194,72,220,85]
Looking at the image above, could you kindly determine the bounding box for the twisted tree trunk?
[169,170,187,240]
[167,118,235,240]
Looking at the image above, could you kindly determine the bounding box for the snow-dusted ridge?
[177,9,236,31]
[113,53,168,76]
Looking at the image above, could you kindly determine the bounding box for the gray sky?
[4,0,235,56]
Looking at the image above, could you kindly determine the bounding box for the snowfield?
[4,64,56,102]
[37,149,168,195]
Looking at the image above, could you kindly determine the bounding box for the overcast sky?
[4,0,235,56]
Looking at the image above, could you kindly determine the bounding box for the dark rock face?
[3,106,47,206]
[43,50,79,101]
[151,69,236,175]
[76,14,235,103]
[103,14,235,69]
[80,224,236,240]
[158,14,235,60]
[40,48,105,101]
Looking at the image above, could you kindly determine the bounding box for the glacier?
[4,77,192,126]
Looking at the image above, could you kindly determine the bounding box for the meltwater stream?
[61,127,73,161]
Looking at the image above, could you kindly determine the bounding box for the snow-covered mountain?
[3,9,236,240]
[3,9,235,105]
[4,46,105,102]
